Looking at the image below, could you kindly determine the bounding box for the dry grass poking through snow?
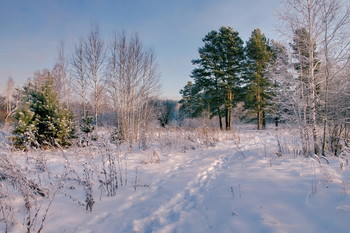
[1,125,350,232]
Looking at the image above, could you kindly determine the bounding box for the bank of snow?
[1,128,350,233]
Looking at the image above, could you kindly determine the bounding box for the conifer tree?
[245,29,274,130]
[179,81,206,119]
[185,26,245,130]
[13,73,75,149]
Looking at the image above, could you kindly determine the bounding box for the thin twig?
[233,140,246,158]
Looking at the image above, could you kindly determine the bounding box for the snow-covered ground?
[1,126,350,233]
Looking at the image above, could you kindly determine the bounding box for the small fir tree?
[12,74,75,149]
[79,112,95,146]
[80,113,95,135]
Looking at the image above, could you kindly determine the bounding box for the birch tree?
[71,38,88,118]
[278,0,350,155]
[84,25,106,127]
[318,0,350,155]
[52,42,70,109]
[5,76,15,124]
[106,32,160,144]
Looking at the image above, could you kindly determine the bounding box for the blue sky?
[0,0,282,99]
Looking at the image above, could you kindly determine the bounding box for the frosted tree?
[5,76,15,124]
[71,38,89,118]
[106,31,160,144]
[265,40,290,128]
[84,24,106,127]
[318,0,350,155]
[153,99,178,127]
[278,0,350,155]
[52,42,70,109]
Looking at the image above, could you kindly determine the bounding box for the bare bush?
[82,163,94,212]
[0,153,61,233]
[0,183,14,233]
[98,148,119,197]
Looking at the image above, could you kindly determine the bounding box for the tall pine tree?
[245,29,274,130]
[185,26,245,130]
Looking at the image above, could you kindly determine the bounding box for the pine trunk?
[262,110,266,129]
[225,89,233,130]
[225,108,231,130]
[218,109,223,130]
[219,117,223,130]
[257,109,263,130]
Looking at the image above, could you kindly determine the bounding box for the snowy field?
[1,125,350,233]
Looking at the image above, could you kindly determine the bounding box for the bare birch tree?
[278,0,350,156]
[52,41,70,109]
[106,32,160,145]
[84,24,106,127]
[71,38,89,118]
[5,76,15,124]
[318,0,350,155]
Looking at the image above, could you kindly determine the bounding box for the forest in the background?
[0,0,349,158]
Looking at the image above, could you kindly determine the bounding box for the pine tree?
[245,29,274,130]
[13,73,75,149]
[179,81,207,119]
[80,113,95,135]
[184,26,245,130]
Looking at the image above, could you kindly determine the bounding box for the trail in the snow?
[132,145,240,233]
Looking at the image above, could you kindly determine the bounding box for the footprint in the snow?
[168,209,181,222]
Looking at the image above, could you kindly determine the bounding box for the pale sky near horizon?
[0,0,282,100]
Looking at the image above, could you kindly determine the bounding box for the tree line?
[179,27,275,131]
[179,0,350,156]
[1,0,349,157]
[0,25,180,149]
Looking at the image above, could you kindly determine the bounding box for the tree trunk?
[275,116,279,129]
[262,110,266,129]
[218,108,223,130]
[257,109,263,130]
[225,108,231,130]
[225,90,233,130]
[257,87,263,130]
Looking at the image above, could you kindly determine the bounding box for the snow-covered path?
[133,146,239,233]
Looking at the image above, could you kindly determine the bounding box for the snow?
[1,126,350,233]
